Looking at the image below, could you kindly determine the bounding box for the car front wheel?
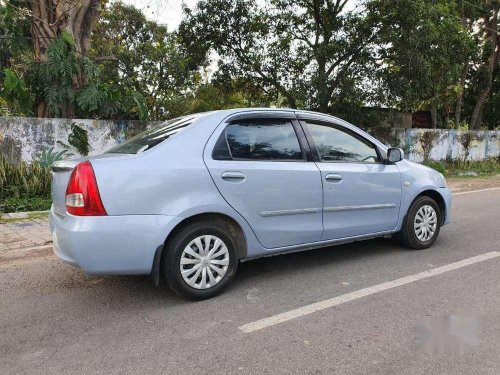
[163,220,238,300]
[399,196,441,250]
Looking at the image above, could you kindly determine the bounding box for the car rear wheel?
[399,196,441,250]
[163,220,238,300]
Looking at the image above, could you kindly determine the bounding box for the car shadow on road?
[59,237,404,307]
[237,237,403,280]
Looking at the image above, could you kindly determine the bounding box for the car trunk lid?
[51,160,80,216]
[51,153,138,216]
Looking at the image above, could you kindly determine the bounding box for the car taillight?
[65,161,107,216]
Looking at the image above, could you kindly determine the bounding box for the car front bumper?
[49,207,181,275]
[438,187,452,226]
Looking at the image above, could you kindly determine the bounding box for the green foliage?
[465,62,500,130]
[447,121,470,131]
[180,0,377,113]
[422,156,500,178]
[131,92,148,121]
[76,81,106,113]
[0,154,51,212]
[68,123,90,156]
[444,157,500,177]
[184,83,248,114]
[0,0,33,80]
[36,147,69,168]
[0,196,52,213]
[367,0,476,124]
[32,32,106,118]
[423,160,446,175]
[91,2,199,120]
[419,131,440,161]
[457,131,474,161]
[0,0,498,129]
[0,68,34,115]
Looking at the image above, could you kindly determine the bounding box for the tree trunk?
[470,88,492,130]
[470,6,499,130]
[455,13,471,127]
[431,106,437,129]
[30,0,102,117]
[31,0,101,60]
[455,63,468,125]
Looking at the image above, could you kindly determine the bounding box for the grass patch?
[424,157,500,178]
[0,210,49,224]
[0,196,52,214]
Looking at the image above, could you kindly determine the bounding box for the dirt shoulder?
[447,175,500,192]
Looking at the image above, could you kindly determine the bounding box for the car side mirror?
[387,147,404,163]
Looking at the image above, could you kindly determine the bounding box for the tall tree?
[91,2,200,120]
[180,0,378,113]
[25,0,102,116]
[29,0,101,61]
[0,1,34,115]
[1,0,107,118]
[468,0,499,129]
[367,0,475,128]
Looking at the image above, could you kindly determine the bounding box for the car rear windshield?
[106,115,198,154]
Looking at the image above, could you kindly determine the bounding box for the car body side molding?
[259,207,323,217]
[324,203,397,213]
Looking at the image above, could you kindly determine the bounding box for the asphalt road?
[1,189,500,374]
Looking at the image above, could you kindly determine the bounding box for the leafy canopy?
[180,0,378,112]
[91,2,200,120]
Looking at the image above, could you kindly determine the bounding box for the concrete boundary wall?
[0,117,161,163]
[391,129,500,162]
[0,117,498,163]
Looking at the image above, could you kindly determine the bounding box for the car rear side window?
[106,115,198,154]
[219,119,304,161]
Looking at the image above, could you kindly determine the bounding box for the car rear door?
[204,113,323,249]
[299,116,402,240]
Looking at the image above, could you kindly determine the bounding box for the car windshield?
[106,115,199,154]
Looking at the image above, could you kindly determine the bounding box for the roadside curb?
[0,244,53,265]
[1,210,49,220]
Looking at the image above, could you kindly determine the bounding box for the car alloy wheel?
[398,195,441,250]
[179,235,230,290]
[413,205,438,242]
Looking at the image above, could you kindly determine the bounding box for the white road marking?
[239,251,500,333]
[453,187,500,196]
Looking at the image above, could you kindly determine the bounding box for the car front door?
[204,114,323,249]
[300,118,402,240]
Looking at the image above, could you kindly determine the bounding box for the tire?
[163,220,239,300]
[398,196,441,250]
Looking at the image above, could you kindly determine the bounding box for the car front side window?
[305,122,379,163]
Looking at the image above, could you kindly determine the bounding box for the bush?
[422,157,500,177]
[419,130,440,162]
[0,197,52,213]
[457,132,474,161]
[423,160,446,174]
[0,155,52,213]
[445,157,500,177]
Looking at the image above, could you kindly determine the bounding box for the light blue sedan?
[50,109,451,299]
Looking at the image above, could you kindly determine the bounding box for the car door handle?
[221,171,246,182]
[325,173,343,182]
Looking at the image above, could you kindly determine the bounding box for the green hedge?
[0,155,52,213]
[423,157,500,177]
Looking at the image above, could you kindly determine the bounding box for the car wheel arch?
[151,212,247,286]
[408,189,447,226]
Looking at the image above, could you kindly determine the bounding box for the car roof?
[189,108,387,152]
[193,107,345,122]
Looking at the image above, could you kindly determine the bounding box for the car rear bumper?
[438,187,452,226]
[49,206,181,275]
